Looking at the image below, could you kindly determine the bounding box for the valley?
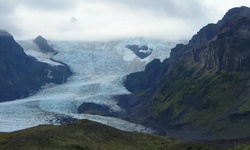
[1,4,250,149]
[0,37,177,133]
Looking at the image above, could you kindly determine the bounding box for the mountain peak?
[0,30,13,38]
[33,35,56,53]
[218,6,250,25]
[225,6,250,17]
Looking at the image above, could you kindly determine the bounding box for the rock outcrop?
[126,45,153,59]
[33,35,57,54]
[0,31,71,102]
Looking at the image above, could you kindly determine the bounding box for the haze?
[1,0,250,41]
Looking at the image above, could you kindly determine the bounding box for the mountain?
[0,119,223,150]
[33,35,57,54]
[0,31,71,102]
[119,6,250,140]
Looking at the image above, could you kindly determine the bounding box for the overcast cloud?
[0,0,250,41]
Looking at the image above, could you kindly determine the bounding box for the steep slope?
[0,119,223,150]
[0,31,71,102]
[121,6,250,140]
[33,35,57,54]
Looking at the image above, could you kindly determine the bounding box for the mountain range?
[1,6,250,150]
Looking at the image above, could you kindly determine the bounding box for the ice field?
[0,38,176,133]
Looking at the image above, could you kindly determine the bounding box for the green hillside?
[120,6,250,140]
[0,120,223,150]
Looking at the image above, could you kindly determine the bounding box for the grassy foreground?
[0,120,224,150]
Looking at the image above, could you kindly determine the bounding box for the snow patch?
[139,49,152,54]
[18,40,63,66]
[46,69,53,79]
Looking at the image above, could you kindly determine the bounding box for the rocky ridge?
[120,6,250,140]
[0,31,71,102]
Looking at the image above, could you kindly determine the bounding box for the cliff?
[120,6,250,140]
[0,31,71,102]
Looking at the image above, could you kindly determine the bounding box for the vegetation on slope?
[0,120,224,150]
[120,6,250,140]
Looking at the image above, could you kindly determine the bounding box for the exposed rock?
[0,31,71,102]
[33,35,57,54]
[78,103,116,117]
[204,17,250,71]
[218,6,250,26]
[120,6,250,140]
[126,45,153,59]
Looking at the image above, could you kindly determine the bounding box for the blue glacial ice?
[0,38,177,133]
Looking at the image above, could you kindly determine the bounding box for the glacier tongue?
[0,38,177,133]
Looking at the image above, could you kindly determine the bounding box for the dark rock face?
[125,59,168,93]
[204,17,250,71]
[33,35,57,53]
[78,103,116,117]
[0,31,71,102]
[218,6,250,26]
[126,45,153,59]
[120,6,250,140]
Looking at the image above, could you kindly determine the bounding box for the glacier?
[0,38,177,133]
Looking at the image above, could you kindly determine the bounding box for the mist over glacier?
[0,38,177,132]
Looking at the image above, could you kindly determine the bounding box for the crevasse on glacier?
[0,38,177,133]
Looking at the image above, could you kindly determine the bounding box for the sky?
[0,0,250,41]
